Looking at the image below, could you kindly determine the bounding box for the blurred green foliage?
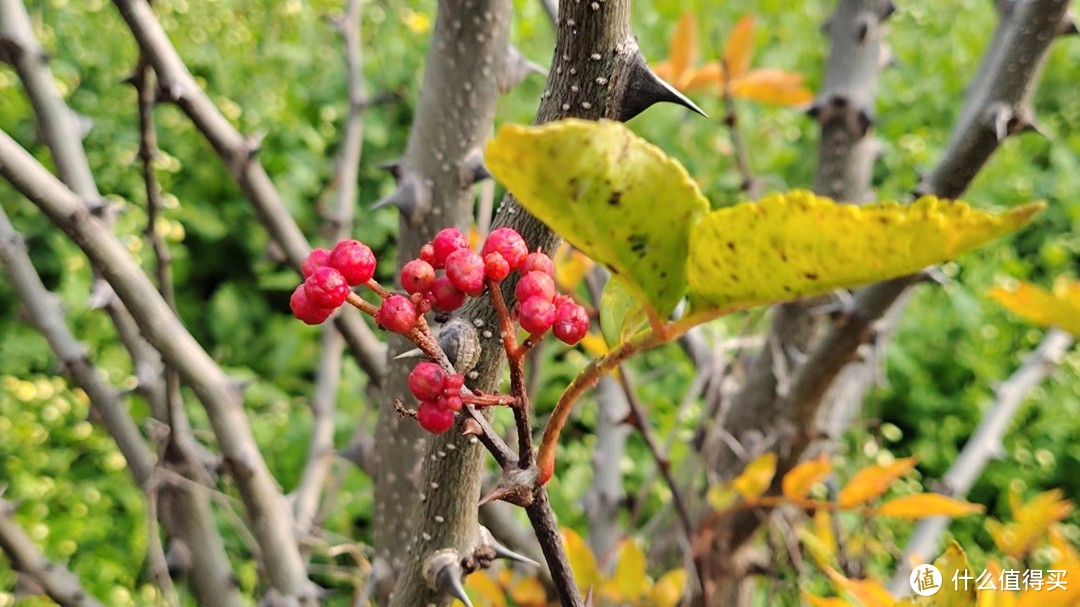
[0,0,1077,604]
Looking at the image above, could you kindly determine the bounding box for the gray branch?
[888,328,1074,594]
[0,130,316,603]
[109,0,387,385]
[0,499,106,607]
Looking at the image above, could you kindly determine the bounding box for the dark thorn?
[617,54,707,122]
[1059,17,1078,36]
[855,108,874,137]
[881,0,897,20]
[459,147,492,188]
[478,526,541,567]
[438,567,472,607]
[378,159,402,181]
[370,175,432,224]
[805,101,822,120]
[856,18,871,43]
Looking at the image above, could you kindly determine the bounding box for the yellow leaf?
[706,482,740,511]
[783,454,832,500]
[804,593,856,607]
[731,68,815,105]
[989,280,1080,336]
[977,560,1018,607]
[651,569,687,607]
[401,9,431,34]
[837,458,918,508]
[798,509,838,567]
[668,13,699,88]
[687,192,1042,314]
[578,332,610,358]
[560,528,599,593]
[929,542,977,607]
[823,566,895,607]
[553,243,595,292]
[876,494,985,519]
[508,576,547,607]
[460,571,507,607]
[990,487,1074,559]
[611,539,648,600]
[732,452,777,500]
[722,15,756,81]
[486,120,709,318]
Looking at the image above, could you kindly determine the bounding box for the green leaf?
[687,191,1043,313]
[599,275,648,347]
[485,119,709,318]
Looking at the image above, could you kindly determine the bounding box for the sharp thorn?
[377,159,402,181]
[881,0,897,20]
[1057,15,1077,36]
[478,526,541,567]
[393,347,427,361]
[439,567,472,607]
[617,54,707,122]
[459,147,492,187]
[477,486,511,507]
[370,176,431,224]
[584,587,595,607]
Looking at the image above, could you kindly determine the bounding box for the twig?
[110,0,387,385]
[0,499,106,607]
[524,488,585,607]
[888,328,1074,594]
[0,130,316,602]
[293,0,367,540]
[720,59,757,196]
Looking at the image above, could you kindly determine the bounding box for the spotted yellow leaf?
[733,452,777,500]
[989,278,1080,336]
[485,119,709,318]
[876,494,984,519]
[688,191,1043,313]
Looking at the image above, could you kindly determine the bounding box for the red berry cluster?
[409,362,466,434]
[291,239,376,325]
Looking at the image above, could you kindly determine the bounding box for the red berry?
[445,249,486,296]
[417,401,455,434]
[444,374,465,392]
[437,395,463,412]
[429,276,467,312]
[553,303,589,345]
[401,259,436,295]
[376,295,418,334]
[522,250,554,276]
[519,296,556,335]
[482,227,528,270]
[302,248,332,278]
[484,252,511,282]
[290,284,334,325]
[409,362,447,401]
[304,267,350,308]
[515,271,555,304]
[431,228,469,269]
[420,243,436,264]
[330,240,376,285]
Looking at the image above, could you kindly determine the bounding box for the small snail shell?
[437,318,481,375]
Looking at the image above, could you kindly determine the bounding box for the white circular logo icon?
[910,564,943,597]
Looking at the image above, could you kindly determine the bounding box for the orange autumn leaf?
[988,487,1074,559]
[782,454,832,500]
[876,493,984,519]
[730,68,814,105]
[723,15,756,80]
[804,594,855,607]
[733,452,778,500]
[823,566,895,607]
[508,576,547,607]
[837,458,917,508]
[989,278,1080,336]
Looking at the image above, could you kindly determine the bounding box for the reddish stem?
[345,291,379,317]
[462,393,520,408]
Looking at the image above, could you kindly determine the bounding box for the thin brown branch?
[0,499,107,607]
[0,130,316,603]
[720,61,757,196]
[110,0,387,386]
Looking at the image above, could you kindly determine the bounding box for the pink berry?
[429,276,467,312]
[420,243,436,265]
[431,228,469,269]
[330,240,376,285]
[376,295,418,334]
[522,250,555,276]
[444,374,465,393]
[437,395,463,412]
[290,284,334,325]
[515,271,555,304]
[409,362,447,401]
[484,252,511,282]
[482,227,528,270]
[304,267,350,308]
[445,249,486,296]
[553,303,589,345]
[417,401,455,434]
[302,248,332,278]
[401,259,436,295]
[519,296,556,335]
